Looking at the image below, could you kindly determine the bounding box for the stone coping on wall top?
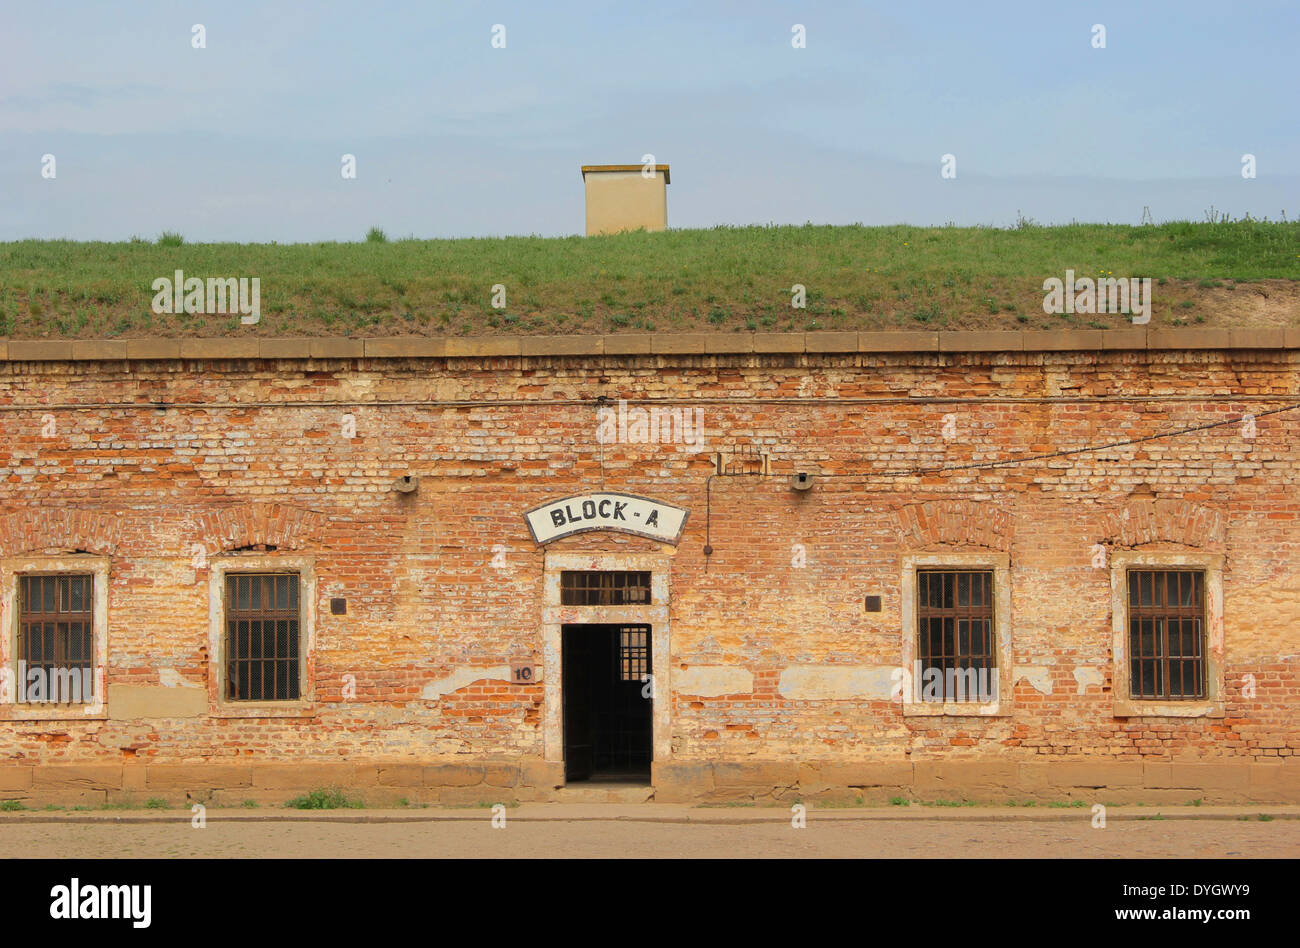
[0,328,1295,362]
[582,163,670,183]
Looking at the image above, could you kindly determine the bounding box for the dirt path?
[3,808,1296,858]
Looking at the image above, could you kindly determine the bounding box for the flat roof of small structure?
[582,164,670,184]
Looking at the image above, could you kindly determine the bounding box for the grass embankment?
[0,221,1296,338]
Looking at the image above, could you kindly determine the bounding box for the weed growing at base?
[284,788,364,810]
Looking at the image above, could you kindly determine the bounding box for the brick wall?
[0,340,1296,804]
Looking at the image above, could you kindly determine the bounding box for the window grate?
[1128,570,1205,700]
[916,569,996,702]
[561,571,651,606]
[17,574,95,704]
[618,627,649,681]
[225,573,300,702]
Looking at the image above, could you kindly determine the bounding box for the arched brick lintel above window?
[1100,499,1226,550]
[0,509,122,557]
[196,503,328,555]
[895,500,1012,552]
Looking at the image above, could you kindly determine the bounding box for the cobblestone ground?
[2,809,1297,858]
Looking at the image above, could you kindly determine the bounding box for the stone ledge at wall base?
[654,759,1300,806]
[0,759,567,809]
[2,328,1298,364]
[0,759,1294,807]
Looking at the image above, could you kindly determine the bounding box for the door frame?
[542,552,670,770]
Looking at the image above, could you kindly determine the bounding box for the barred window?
[225,573,301,701]
[916,570,997,702]
[561,571,651,606]
[1128,570,1205,700]
[17,574,95,704]
[618,626,649,681]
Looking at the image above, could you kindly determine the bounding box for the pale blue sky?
[2,0,1296,240]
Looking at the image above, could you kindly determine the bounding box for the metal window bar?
[618,627,649,681]
[916,570,996,702]
[560,571,651,606]
[17,574,95,704]
[1128,570,1205,700]
[225,573,300,701]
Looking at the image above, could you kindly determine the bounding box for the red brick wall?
[0,348,1295,800]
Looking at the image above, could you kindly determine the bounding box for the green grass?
[0,800,26,811]
[284,788,363,810]
[812,795,867,808]
[99,799,139,810]
[0,221,1295,338]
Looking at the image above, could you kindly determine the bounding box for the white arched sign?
[524,493,689,545]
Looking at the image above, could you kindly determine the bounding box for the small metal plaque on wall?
[511,663,537,684]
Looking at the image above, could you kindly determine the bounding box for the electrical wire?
[703,401,1300,555]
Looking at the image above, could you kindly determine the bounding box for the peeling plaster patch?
[778,665,894,700]
[1073,666,1105,695]
[1230,583,1300,660]
[421,665,511,701]
[108,685,206,719]
[1014,666,1053,695]
[676,666,753,697]
[158,668,199,689]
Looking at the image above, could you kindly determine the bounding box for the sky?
[1,0,1297,241]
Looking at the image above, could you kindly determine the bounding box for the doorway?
[561,624,653,782]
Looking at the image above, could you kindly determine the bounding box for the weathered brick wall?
[0,344,1295,803]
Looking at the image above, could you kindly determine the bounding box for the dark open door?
[562,624,652,782]
[562,625,595,781]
